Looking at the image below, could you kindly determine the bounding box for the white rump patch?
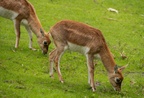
[0,7,19,20]
[67,42,90,55]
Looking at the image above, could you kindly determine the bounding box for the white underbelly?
[21,19,28,26]
[0,7,19,20]
[67,42,90,55]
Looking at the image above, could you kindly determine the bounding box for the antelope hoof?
[15,46,18,49]
[49,74,54,78]
[92,88,96,92]
[60,80,64,83]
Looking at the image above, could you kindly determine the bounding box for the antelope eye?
[115,78,121,84]
[43,41,48,45]
[116,79,121,83]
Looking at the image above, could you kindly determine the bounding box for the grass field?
[0,0,144,98]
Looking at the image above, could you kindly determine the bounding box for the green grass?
[0,0,144,97]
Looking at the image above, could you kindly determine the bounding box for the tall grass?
[0,0,144,97]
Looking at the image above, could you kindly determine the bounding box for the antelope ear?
[118,64,128,72]
[40,28,45,37]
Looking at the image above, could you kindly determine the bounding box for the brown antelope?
[0,0,51,54]
[49,20,126,92]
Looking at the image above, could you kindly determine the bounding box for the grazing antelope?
[0,0,51,54]
[49,20,126,92]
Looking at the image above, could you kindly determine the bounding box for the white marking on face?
[0,7,19,20]
[67,42,90,54]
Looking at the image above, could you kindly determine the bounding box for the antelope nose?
[115,88,121,91]
[42,51,47,55]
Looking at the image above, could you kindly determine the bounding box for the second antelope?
[0,0,51,54]
[49,20,126,92]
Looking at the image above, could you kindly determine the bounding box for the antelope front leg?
[49,61,54,78]
[49,49,57,78]
[54,48,65,83]
[54,55,64,83]
[86,54,96,92]
[49,49,64,83]
[24,25,36,50]
[13,19,20,48]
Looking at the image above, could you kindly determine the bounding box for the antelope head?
[109,65,127,91]
[38,29,51,54]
